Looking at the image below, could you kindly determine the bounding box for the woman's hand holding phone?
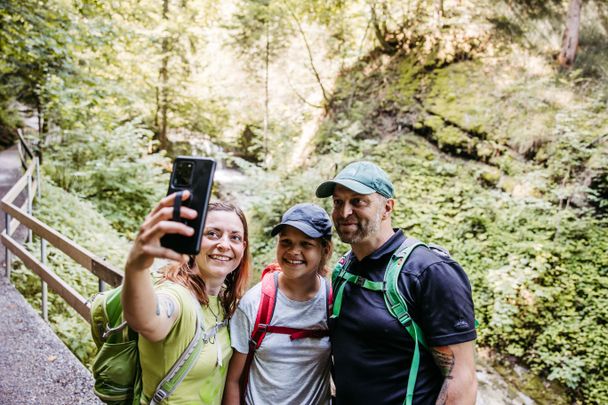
[125,191,197,273]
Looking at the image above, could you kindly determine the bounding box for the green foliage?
[0,99,22,143]
[11,180,130,367]
[229,0,349,67]
[170,97,231,139]
[293,26,608,400]
[42,121,170,236]
[0,0,132,131]
[0,0,75,108]
[309,131,607,403]
[577,24,608,82]
[229,0,293,69]
[4,0,608,403]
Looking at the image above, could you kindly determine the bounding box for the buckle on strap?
[202,320,227,344]
[355,276,365,287]
[398,314,412,326]
[249,324,269,348]
[153,389,168,404]
[102,320,128,340]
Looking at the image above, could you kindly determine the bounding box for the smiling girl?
[223,203,333,405]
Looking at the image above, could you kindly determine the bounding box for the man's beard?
[336,209,382,244]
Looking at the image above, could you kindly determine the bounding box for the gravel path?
[0,145,102,405]
[0,277,102,405]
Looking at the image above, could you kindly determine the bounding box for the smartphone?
[160,156,216,255]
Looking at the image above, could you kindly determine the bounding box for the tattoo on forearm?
[156,295,176,319]
[432,347,455,377]
[432,348,455,405]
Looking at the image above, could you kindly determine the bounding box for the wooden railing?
[1,133,122,324]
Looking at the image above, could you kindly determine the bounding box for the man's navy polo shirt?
[331,230,476,405]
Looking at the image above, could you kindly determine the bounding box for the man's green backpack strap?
[330,237,428,405]
[90,280,217,405]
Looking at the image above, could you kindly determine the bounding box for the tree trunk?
[263,13,270,167]
[370,3,396,54]
[558,0,583,68]
[437,0,444,17]
[598,4,608,35]
[435,0,444,27]
[285,5,330,109]
[158,0,170,149]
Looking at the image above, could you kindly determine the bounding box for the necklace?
[207,298,221,323]
[205,298,225,367]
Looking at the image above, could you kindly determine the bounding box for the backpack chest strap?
[202,319,229,344]
[332,271,384,318]
[262,325,329,340]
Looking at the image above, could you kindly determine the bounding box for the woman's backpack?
[90,282,214,405]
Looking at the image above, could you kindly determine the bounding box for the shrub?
[42,120,170,237]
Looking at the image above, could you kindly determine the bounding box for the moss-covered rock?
[387,57,423,108]
[422,114,445,133]
[424,61,495,138]
[435,125,477,155]
[479,168,502,187]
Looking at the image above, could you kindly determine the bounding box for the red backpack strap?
[255,276,332,341]
[239,270,279,404]
[263,325,329,339]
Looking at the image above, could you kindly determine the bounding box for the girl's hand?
[125,191,197,272]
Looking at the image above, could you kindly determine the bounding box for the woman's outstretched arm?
[122,191,195,342]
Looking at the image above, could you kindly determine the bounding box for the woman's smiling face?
[195,210,246,281]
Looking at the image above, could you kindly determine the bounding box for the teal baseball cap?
[315,161,394,198]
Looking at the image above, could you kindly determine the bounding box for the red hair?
[161,201,251,318]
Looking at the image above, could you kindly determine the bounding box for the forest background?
[1,0,607,403]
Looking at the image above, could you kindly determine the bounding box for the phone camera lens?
[174,161,194,187]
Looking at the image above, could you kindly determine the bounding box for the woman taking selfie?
[223,203,333,405]
[122,191,251,404]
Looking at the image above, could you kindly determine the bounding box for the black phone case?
[160,156,216,255]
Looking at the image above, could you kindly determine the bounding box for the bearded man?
[316,161,477,405]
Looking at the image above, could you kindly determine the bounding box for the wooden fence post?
[27,172,32,243]
[5,212,11,278]
[41,238,48,321]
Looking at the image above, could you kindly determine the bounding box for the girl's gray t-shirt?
[230,278,331,405]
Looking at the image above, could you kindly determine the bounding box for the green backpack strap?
[384,238,428,349]
[330,238,429,405]
[383,238,428,405]
[331,252,356,319]
[150,293,211,405]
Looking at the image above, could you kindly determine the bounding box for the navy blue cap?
[271,203,332,239]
